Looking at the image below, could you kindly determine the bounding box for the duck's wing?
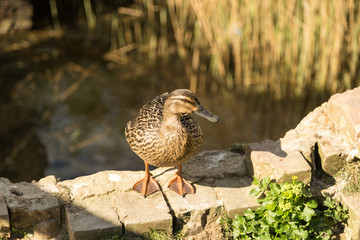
[128,92,169,129]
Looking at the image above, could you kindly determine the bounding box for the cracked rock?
[246,139,312,184]
[65,195,122,240]
[0,177,61,238]
[154,167,222,236]
[214,177,259,218]
[116,191,172,235]
[0,196,9,238]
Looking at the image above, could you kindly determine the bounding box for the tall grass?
[50,0,360,97]
[164,0,360,96]
[105,0,170,63]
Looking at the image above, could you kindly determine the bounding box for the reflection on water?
[0,31,329,182]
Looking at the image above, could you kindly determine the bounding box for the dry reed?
[163,0,360,96]
[55,0,360,97]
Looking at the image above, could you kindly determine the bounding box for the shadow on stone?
[0,150,257,240]
[148,150,258,237]
[245,138,312,185]
[0,171,174,240]
[312,142,336,186]
[245,139,287,178]
[181,150,249,188]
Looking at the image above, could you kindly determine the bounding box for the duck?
[125,89,219,197]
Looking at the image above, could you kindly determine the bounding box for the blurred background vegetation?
[1,0,359,182]
[27,0,360,96]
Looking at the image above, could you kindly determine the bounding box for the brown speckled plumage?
[125,91,203,167]
[125,89,219,196]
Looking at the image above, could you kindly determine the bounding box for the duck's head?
[165,89,219,122]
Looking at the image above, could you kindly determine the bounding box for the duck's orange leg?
[168,165,195,196]
[133,162,160,197]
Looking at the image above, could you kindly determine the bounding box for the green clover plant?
[232,176,348,240]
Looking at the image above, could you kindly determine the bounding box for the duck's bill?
[195,105,219,122]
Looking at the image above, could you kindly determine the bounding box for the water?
[0,31,328,182]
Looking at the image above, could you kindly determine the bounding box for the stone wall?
[0,86,359,239]
[0,151,258,240]
[246,87,360,239]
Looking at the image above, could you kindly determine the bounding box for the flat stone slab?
[165,183,221,236]
[214,177,259,218]
[153,166,222,236]
[246,139,312,184]
[182,150,247,181]
[58,149,248,237]
[0,177,60,237]
[57,173,125,239]
[65,195,122,240]
[0,196,9,238]
[148,149,248,236]
[116,191,172,235]
[58,170,140,203]
[60,170,172,237]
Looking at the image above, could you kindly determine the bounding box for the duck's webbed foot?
[133,174,160,197]
[168,169,194,196]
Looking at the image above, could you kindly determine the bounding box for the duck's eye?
[182,99,196,106]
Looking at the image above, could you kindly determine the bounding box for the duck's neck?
[161,100,184,133]
[161,111,182,129]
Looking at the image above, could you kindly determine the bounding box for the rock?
[295,105,336,136]
[283,120,350,177]
[184,220,223,240]
[280,129,315,165]
[36,175,58,186]
[214,177,259,218]
[248,92,360,182]
[284,98,357,176]
[282,106,335,166]
[149,151,247,236]
[65,196,122,240]
[287,89,359,176]
[0,178,61,238]
[246,139,312,184]
[340,192,360,240]
[60,170,172,238]
[182,150,247,181]
[154,167,222,236]
[58,170,137,203]
[165,184,221,236]
[326,87,360,148]
[317,136,350,175]
[0,196,10,238]
[116,191,172,235]
[28,220,61,240]
[286,106,339,167]
[57,171,129,239]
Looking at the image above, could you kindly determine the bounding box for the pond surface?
[0,31,328,182]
